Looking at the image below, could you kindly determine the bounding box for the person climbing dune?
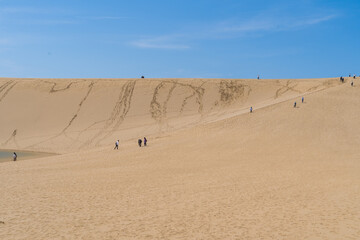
[114,140,119,150]
[144,137,147,146]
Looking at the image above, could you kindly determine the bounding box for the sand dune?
[0,77,340,153]
[1,77,359,239]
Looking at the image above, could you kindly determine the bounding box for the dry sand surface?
[0,77,359,239]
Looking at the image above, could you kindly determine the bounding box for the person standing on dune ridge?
[13,152,17,161]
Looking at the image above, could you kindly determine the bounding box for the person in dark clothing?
[138,139,142,147]
[144,137,147,146]
[351,81,354,87]
[250,106,253,113]
[13,152,17,161]
[294,102,297,108]
[141,76,145,79]
[302,97,304,103]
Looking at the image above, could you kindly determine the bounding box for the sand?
[0,77,359,239]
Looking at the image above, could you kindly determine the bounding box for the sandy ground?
[0,77,359,239]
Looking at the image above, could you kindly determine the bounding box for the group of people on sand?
[294,96,305,108]
[250,96,305,113]
[340,75,358,85]
[138,137,147,147]
[349,74,357,87]
[114,137,148,150]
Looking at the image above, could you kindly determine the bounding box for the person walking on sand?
[302,97,304,103]
[13,152,17,161]
[114,140,119,150]
[294,101,297,108]
[144,137,147,147]
[351,81,354,87]
[138,139,142,147]
[250,106,253,113]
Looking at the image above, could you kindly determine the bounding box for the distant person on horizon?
[354,74,356,79]
[257,75,260,80]
[138,139,142,147]
[250,106,253,113]
[141,76,145,79]
[13,152,17,161]
[302,97,304,103]
[144,137,147,146]
[114,140,119,150]
[294,102,297,108]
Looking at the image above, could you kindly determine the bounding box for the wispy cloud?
[222,14,338,33]
[130,13,338,50]
[130,36,190,50]
[0,6,74,15]
[87,16,129,20]
[0,6,79,25]
[0,7,42,14]
[22,19,78,25]
[294,14,337,26]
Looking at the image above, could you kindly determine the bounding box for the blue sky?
[0,0,359,79]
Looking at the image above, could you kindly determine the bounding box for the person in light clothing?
[114,140,119,150]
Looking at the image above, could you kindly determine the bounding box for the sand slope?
[0,77,359,239]
[0,77,342,153]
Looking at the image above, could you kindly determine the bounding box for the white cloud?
[0,7,41,14]
[222,14,338,33]
[130,36,190,50]
[294,15,337,26]
[89,16,128,20]
[129,13,337,50]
